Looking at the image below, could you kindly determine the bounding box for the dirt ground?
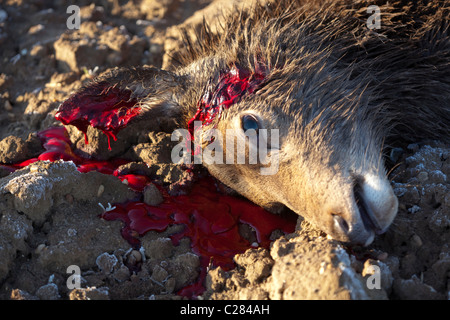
[0,0,449,300]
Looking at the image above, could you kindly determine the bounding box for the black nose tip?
[332,214,350,235]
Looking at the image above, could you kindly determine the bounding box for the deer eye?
[241,114,260,133]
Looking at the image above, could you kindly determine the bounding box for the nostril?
[332,214,350,235]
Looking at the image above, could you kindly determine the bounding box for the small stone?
[126,249,142,265]
[152,265,169,284]
[67,228,77,237]
[417,171,428,182]
[429,170,446,184]
[69,287,110,300]
[377,252,389,261]
[393,275,443,299]
[65,194,74,204]
[4,100,12,111]
[30,44,48,58]
[143,183,164,206]
[410,234,423,248]
[0,9,7,23]
[35,243,46,254]
[35,283,60,300]
[408,205,421,214]
[28,24,45,35]
[431,254,450,283]
[0,135,29,163]
[164,277,176,293]
[96,252,118,274]
[132,249,142,262]
[142,237,173,260]
[234,248,273,284]
[97,184,105,197]
[10,289,38,300]
[113,264,130,282]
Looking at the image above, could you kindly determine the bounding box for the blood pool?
[1,63,296,298]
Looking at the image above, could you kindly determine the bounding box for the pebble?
[417,171,428,182]
[151,265,169,284]
[164,277,176,293]
[10,289,38,300]
[4,100,13,111]
[28,24,45,35]
[130,230,139,238]
[429,170,446,184]
[377,251,389,261]
[69,287,110,300]
[35,243,46,254]
[408,205,421,214]
[113,264,130,282]
[142,237,173,260]
[96,252,118,274]
[97,184,104,197]
[393,275,442,299]
[410,234,423,247]
[0,9,7,24]
[126,249,142,265]
[36,283,60,300]
[143,183,164,206]
[65,194,74,204]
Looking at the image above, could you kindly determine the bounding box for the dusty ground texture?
[0,0,449,300]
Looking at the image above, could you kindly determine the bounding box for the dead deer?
[56,0,450,246]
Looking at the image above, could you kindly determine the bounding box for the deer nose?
[330,209,375,246]
[329,173,398,246]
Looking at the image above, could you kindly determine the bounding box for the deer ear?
[55,66,186,152]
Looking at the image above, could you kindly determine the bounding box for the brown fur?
[64,0,450,245]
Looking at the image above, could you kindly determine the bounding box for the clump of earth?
[0,0,449,300]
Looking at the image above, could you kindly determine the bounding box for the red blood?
[54,85,141,150]
[37,128,81,163]
[1,127,296,299]
[101,177,297,298]
[0,127,78,170]
[1,63,297,299]
[117,174,151,192]
[187,64,267,155]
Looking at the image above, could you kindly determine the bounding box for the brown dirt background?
[0,0,448,300]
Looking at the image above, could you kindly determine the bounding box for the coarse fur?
[61,0,450,245]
